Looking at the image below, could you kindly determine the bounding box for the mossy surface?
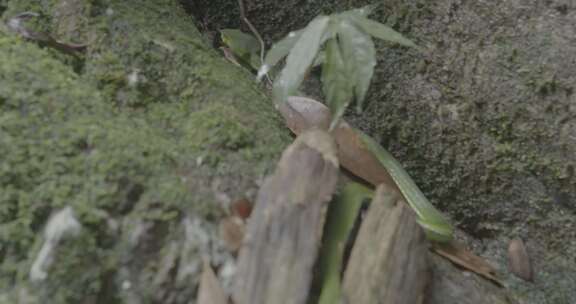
[0,0,289,302]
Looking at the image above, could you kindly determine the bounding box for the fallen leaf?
[279,96,398,190]
[230,198,252,220]
[431,241,501,285]
[508,238,533,282]
[197,259,229,304]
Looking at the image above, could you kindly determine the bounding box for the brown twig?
[6,12,86,56]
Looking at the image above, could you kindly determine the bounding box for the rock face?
[188,0,576,302]
[0,0,289,303]
[356,2,576,302]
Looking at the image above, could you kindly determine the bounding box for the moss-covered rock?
[0,0,289,302]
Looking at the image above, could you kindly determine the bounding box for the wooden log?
[232,129,339,304]
[342,185,430,304]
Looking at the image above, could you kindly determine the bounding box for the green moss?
[32,233,113,303]
[185,103,254,150]
[0,0,289,301]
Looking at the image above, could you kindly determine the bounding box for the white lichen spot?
[7,12,39,37]
[30,206,82,282]
[219,259,236,282]
[7,17,21,30]
[218,258,237,293]
[127,69,140,87]
[256,64,270,82]
[175,217,210,282]
[288,31,296,38]
[127,220,149,247]
[121,280,132,290]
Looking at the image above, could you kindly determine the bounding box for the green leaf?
[358,131,454,242]
[312,50,326,67]
[320,18,339,44]
[322,37,353,129]
[338,20,376,112]
[348,15,417,48]
[273,16,330,104]
[246,51,264,71]
[220,29,259,60]
[342,4,378,18]
[257,29,303,80]
[317,182,373,304]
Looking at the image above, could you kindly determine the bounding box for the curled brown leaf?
[220,216,246,253]
[280,96,399,193]
[508,238,533,282]
[432,241,501,285]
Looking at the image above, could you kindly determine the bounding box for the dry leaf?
[197,260,229,304]
[431,241,501,285]
[508,238,533,282]
[280,96,399,191]
[220,216,246,253]
[230,198,252,220]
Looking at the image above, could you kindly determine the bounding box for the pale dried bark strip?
[197,260,229,304]
[233,129,339,304]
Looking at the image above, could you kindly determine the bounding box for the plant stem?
[237,0,272,85]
